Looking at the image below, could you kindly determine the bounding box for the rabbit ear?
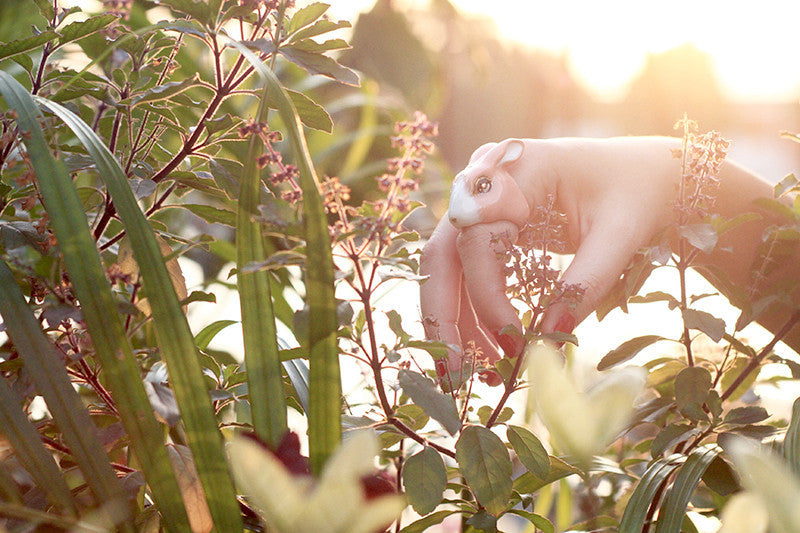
[497,139,524,166]
[469,142,497,163]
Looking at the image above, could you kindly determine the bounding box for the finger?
[457,276,502,364]
[419,216,464,375]
[539,208,650,335]
[456,221,524,358]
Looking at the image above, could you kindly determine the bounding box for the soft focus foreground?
[1,2,800,533]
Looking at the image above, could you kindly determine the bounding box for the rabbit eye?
[475,177,492,194]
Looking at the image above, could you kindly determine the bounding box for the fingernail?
[497,334,520,358]
[554,313,576,348]
[434,359,448,378]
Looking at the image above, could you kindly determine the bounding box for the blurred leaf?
[720,357,760,402]
[682,308,726,342]
[654,445,721,533]
[466,510,497,532]
[291,18,351,42]
[455,425,513,516]
[398,369,461,436]
[775,173,799,198]
[507,425,550,479]
[181,203,237,227]
[0,30,58,61]
[597,335,666,371]
[629,291,680,309]
[784,397,800,476]
[0,373,76,515]
[402,447,447,515]
[619,454,684,533]
[166,445,213,533]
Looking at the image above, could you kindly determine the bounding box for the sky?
[330,0,800,103]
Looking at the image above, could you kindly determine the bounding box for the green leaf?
[784,397,800,476]
[720,357,760,402]
[0,31,58,61]
[513,457,579,495]
[291,18,351,42]
[398,369,461,436]
[651,424,700,458]
[724,406,769,426]
[280,45,360,86]
[597,335,666,371]
[287,2,330,35]
[0,373,76,515]
[194,319,237,351]
[628,291,680,308]
[33,93,240,531]
[181,203,237,227]
[674,366,712,411]
[123,75,200,108]
[399,510,459,533]
[225,36,340,475]
[701,455,739,496]
[618,455,685,533]
[775,173,799,198]
[402,447,447,515]
[506,425,550,479]
[505,510,554,533]
[154,0,212,26]
[56,14,116,46]
[455,425,513,516]
[236,58,286,448]
[286,88,333,133]
[681,308,726,342]
[654,445,721,533]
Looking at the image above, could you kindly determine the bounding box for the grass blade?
[654,444,721,533]
[0,369,75,515]
[0,73,134,524]
[618,454,684,533]
[227,37,341,474]
[235,68,287,447]
[34,95,241,531]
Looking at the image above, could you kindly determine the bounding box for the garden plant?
[1,1,800,532]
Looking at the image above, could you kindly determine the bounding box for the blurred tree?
[622,43,730,135]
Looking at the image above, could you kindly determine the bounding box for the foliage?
[1,2,800,533]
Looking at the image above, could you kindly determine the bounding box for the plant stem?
[485,346,527,429]
[720,308,800,401]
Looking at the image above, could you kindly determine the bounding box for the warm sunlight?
[335,0,800,102]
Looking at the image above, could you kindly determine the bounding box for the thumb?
[540,214,648,335]
[456,221,524,357]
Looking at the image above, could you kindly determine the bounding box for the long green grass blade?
[227,37,341,475]
[654,445,721,533]
[0,73,133,524]
[34,95,241,531]
[0,370,75,515]
[618,454,684,533]
[236,70,287,447]
[784,396,800,475]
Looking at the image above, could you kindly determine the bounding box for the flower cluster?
[500,195,583,328]
[673,116,730,220]
[328,112,438,245]
[239,119,302,204]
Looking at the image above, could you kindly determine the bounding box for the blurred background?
[331,0,800,199]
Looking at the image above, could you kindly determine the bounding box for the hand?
[420,137,686,385]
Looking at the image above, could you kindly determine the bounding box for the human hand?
[420,137,682,386]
